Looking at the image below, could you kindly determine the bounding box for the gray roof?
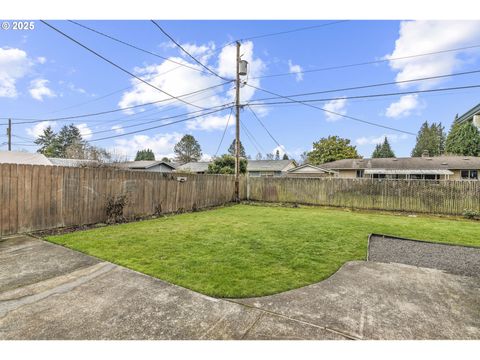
[48,158,100,167]
[117,161,176,170]
[457,102,480,125]
[321,156,480,171]
[176,162,210,173]
[247,160,295,172]
[287,163,337,174]
[364,169,454,175]
[0,151,52,165]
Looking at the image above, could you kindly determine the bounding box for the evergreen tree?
[227,139,246,158]
[275,150,280,160]
[161,157,171,163]
[173,134,202,163]
[371,137,395,158]
[307,135,361,165]
[411,121,446,157]
[445,120,480,156]
[135,149,155,161]
[266,153,274,160]
[207,154,247,174]
[282,153,289,160]
[35,126,62,157]
[57,124,85,156]
[255,152,263,160]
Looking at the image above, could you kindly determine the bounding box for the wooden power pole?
[234,41,241,201]
[7,118,12,151]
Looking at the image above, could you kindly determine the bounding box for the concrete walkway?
[1,235,479,340]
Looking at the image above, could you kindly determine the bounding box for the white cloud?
[288,60,303,82]
[26,121,56,138]
[0,47,33,98]
[118,57,224,114]
[186,113,234,131]
[385,21,480,90]
[29,78,56,101]
[385,94,419,118]
[271,145,287,157]
[355,133,408,146]
[201,153,212,161]
[111,125,125,134]
[36,56,47,64]
[111,132,183,160]
[118,40,266,129]
[180,42,216,64]
[76,123,92,140]
[324,97,347,122]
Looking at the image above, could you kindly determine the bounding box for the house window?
[461,170,478,179]
[356,170,364,178]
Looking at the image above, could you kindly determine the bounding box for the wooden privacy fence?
[0,164,246,236]
[247,177,480,215]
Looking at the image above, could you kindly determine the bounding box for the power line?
[251,43,480,80]
[247,105,286,154]
[89,103,232,136]
[247,68,480,103]
[150,20,229,81]
[245,83,416,136]
[40,20,206,110]
[214,107,234,157]
[3,81,231,124]
[240,120,264,155]
[90,106,232,142]
[68,20,210,76]
[247,84,480,107]
[238,20,349,42]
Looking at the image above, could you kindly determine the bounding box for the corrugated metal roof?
[364,169,454,175]
[48,158,99,167]
[176,162,210,172]
[247,160,295,172]
[321,156,480,170]
[0,151,52,165]
[117,161,175,170]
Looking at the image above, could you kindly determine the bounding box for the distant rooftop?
[48,158,99,167]
[321,156,480,170]
[247,160,295,172]
[457,102,480,127]
[117,160,176,170]
[176,161,210,173]
[0,151,51,166]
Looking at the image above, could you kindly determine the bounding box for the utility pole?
[7,118,11,151]
[234,41,241,201]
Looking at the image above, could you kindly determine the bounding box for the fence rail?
[1,164,479,236]
[0,164,245,236]
[247,177,480,215]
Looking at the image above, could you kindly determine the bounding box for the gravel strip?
[368,234,480,277]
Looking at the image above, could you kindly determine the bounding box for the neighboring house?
[176,161,211,174]
[48,158,100,167]
[286,163,338,178]
[0,151,52,166]
[320,156,480,180]
[457,102,480,129]
[247,160,296,177]
[117,160,176,172]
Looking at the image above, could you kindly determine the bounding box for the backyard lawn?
[46,204,480,298]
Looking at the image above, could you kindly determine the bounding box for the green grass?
[46,204,480,298]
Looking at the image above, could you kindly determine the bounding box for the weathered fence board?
[247,177,480,216]
[0,164,240,236]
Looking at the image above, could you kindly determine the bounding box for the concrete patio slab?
[0,236,345,340]
[234,261,480,340]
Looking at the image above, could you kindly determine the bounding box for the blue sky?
[1,20,480,160]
